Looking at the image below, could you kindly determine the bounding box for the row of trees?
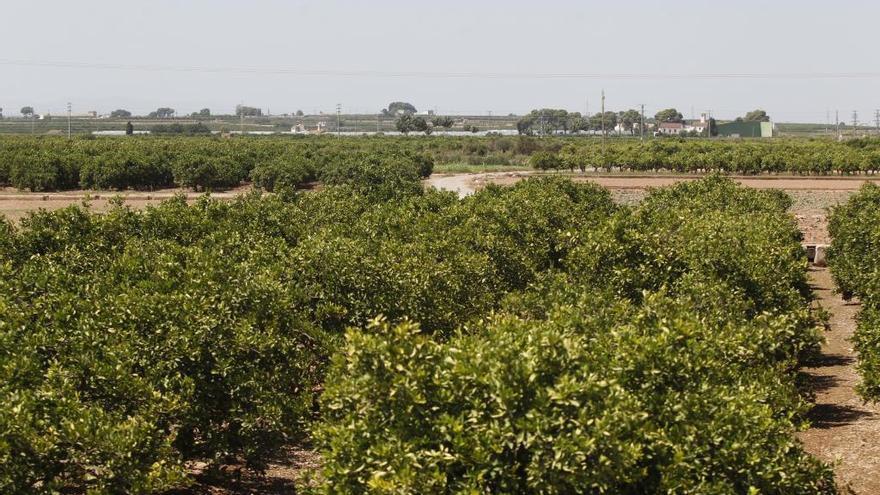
[0,136,435,192]
[317,176,834,492]
[516,107,770,135]
[394,114,463,134]
[828,183,880,399]
[530,138,880,174]
[0,173,836,492]
[4,136,880,193]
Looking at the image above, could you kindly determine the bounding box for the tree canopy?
[383,102,417,116]
[20,106,34,117]
[110,109,132,118]
[654,108,684,123]
[619,109,642,133]
[744,109,771,122]
[148,107,175,119]
[517,109,577,135]
[432,116,455,129]
[235,105,262,117]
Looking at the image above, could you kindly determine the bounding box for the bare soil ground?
[799,268,880,494]
[164,448,320,495]
[0,185,253,222]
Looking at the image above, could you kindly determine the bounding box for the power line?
[5,59,880,80]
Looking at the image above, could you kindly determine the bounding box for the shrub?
[172,154,247,190]
[528,150,562,171]
[828,182,880,399]
[317,303,834,494]
[250,155,317,192]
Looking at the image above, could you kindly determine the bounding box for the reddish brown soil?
[165,447,320,495]
[798,268,880,494]
[0,185,253,222]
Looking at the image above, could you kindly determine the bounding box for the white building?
[657,122,685,135]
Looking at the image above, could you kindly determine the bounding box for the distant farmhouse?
[657,122,685,135]
[656,115,774,138]
[656,114,711,136]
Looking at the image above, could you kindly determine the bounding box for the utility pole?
[826,110,830,135]
[601,89,606,156]
[336,103,341,135]
[835,110,841,141]
[540,109,545,136]
[875,109,880,134]
[701,109,710,138]
[640,104,645,141]
[239,102,244,135]
[852,110,859,136]
[67,102,72,138]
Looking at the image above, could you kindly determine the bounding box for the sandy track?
[426,172,880,196]
[0,186,252,222]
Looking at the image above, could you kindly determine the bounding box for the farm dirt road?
[0,185,252,222]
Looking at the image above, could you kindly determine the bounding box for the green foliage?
[80,150,172,190]
[171,153,246,190]
[0,170,840,493]
[516,108,579,135]
[319,300,832,494]
[655,108,684,123]
[383,102,417,116]
[9,151,80,191]
[3,136,880,193]
[0,200,328,492]
[315,177,834,493]
[528,150,563,171]
[828,182,880,399]
[150,122,212,135]
[250,155,317,192]
[148,107,175,119]
[745,109,771,122]
[319,150,432,200]
[431,116,454,129]
[0,175,614,492]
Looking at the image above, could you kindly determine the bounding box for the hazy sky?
[2,0,878,122]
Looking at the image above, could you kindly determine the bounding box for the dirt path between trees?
[798,268,880,494]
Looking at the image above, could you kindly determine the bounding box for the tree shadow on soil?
[803,353,855,367]
[808,404,876,429]
[798,372,841,396]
